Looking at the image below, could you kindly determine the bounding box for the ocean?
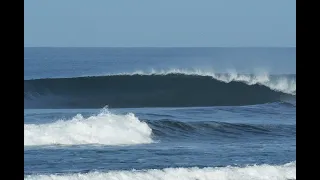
[24,47,296,180]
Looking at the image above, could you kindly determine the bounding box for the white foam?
[24,161,296,180]
[93,68,296,95]
[24,110,153,146]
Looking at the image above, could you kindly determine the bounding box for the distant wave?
[24,109,295,146]
[24,70,296,109]
[24,161,296,180]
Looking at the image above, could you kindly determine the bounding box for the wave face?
[149,119,295,139]
[24,71,296,109]
[24,161,296,180]
[24,110,153,146]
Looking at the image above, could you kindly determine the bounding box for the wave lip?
[24,70,296,109]
[116,69,296,95]
[24,110,153,146]
[24,161,296,180]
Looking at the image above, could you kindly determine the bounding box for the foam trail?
[96,68,296,95]
[24,110,153,146]
[24,161,296,180]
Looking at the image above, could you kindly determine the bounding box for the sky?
[24,0,296,47]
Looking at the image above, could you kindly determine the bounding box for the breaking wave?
[24,110,153,146]
[24,70,296,109]
[24,108,295,146]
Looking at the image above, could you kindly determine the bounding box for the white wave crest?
[25,161,296,180]
[24,110,153,146]
[98,68,296,95]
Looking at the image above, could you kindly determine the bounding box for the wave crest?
[118,69,296,94]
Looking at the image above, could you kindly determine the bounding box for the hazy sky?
[24,0,296,47]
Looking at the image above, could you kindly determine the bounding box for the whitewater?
[25,161,296,180]
[24,110,153,146]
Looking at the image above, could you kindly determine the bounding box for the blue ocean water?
[24,47,296,180]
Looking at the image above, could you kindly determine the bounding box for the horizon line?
[24,46,296,48]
